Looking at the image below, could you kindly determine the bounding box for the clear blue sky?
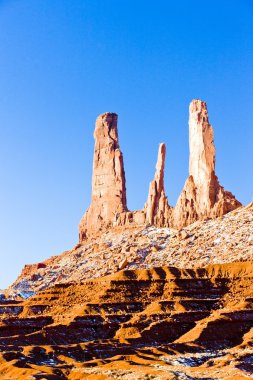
[0,0,252,288]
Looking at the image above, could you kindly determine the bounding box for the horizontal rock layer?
[1,261,253,379]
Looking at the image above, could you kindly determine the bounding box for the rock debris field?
[9,202,253,297]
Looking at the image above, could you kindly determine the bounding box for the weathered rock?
[144,143,171,226]
[8,201,252,296]
[113,210,146,228]
[172,99,241,228]
[79,112,127,240]
[3,261,253,380]
[177,230,189,240]
[118,258,128,270]
[79,101,241,238]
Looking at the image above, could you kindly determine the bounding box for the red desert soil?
[1,261,253,379]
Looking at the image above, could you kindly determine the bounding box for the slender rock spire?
[79,112,127,240]
[79,101,242,239]
[188,99,217,211]
[144,143,171,226]
[172,99,241,228]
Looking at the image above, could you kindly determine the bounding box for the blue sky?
[0,0,252,288]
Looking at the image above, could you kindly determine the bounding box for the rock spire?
[79,100,242,240]
[79,112,127,240]
[144,143,171,226]
[172,100,241,228]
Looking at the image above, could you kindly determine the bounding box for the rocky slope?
[1,261,253,379]
[8,201,253,298]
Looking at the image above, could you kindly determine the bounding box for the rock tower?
[79,100,241,240]
[144,143,171,226]
[172,100,241,228]
[79,112,127,240]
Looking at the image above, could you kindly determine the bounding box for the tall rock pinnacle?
[188,99,217,213]
[79,101,241,239]
[173,99,241,228]
[79,112,127,240]
[144,143,171,226]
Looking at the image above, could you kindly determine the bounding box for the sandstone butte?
[79,99,241,240]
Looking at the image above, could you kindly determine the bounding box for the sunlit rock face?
[144,143,171,227]
[172,100,241,228]
[189,99,216,211]
[79,112,127,240]
[79,100,241,240]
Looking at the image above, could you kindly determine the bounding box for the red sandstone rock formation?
[79,112,127,240]
[172,99,241,228]
[79,100,241,240]
[144,143,171,226]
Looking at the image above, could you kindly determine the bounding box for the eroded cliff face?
[172,100,241,228]
[79,100,241,241]
[79,112,127,240]
[2,261,253,379]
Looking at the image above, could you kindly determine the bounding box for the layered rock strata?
[2,262,253,379]
[172,100,241,228]
[144,143,171,226]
